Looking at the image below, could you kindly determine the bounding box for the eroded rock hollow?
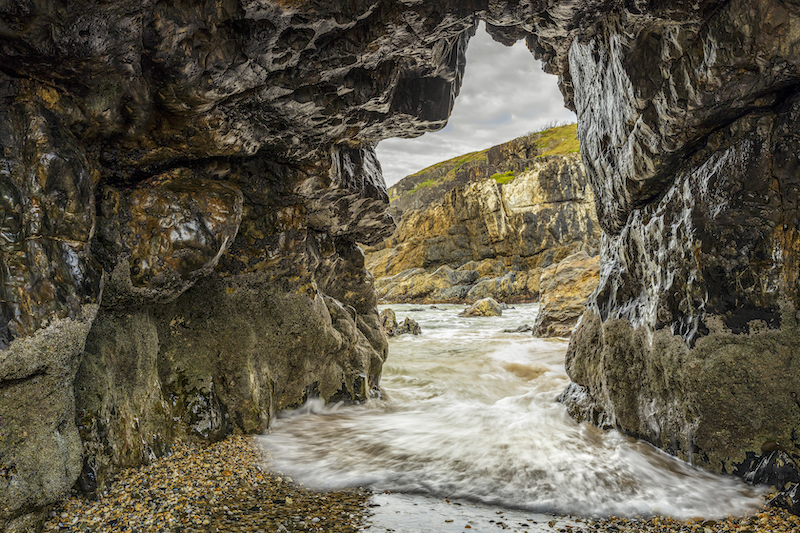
[1,0,799,530]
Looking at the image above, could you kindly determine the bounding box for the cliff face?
[387,124,579,219]
[559,1,800,477]
[1,0,800,529]
[366,151,600,303]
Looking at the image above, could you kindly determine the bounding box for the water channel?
[259,303,763,532]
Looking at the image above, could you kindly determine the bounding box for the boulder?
[745,450,800,488]
[379,308,421,337]
[532,252,600,337]
[459,298,503,317]
[466,272,518,302]
[768,484,800,516]
[398,318,422,336]
[380,308,398,336]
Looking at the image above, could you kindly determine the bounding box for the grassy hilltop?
[387,123,579,216]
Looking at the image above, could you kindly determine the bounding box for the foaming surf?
[259,303,763,522]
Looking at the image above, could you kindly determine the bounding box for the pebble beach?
[43,436,369,533]
[43,435,799,533]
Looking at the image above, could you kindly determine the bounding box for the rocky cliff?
[387,123,580,218]
[557,0,800,479]
[365,144,601,303]
[1,0,800,530]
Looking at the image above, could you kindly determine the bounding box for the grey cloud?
[376,23,576,187]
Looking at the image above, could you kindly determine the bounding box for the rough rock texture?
[73,155,390,499]
[532,251,600,338]
[366,153,600,303]
[379,308,421,337]
[746,450,800,489]
[386,126,576,219]
[770,484,800,516]
[2,0,800,528]
[459,297,503,317]
[560,0,800,477]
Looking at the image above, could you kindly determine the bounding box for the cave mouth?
[376,21,577,189]
[4,1,799,530]
[363,23,596,336]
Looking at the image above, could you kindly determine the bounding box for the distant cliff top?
[387,123,579,219]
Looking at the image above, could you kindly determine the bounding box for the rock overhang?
[2,0,800,529]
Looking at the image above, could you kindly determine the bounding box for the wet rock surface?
[746,450,800,489]
[769,484,800,517]
[459,297,503,318]
[1,0,800,528]
[366,151,600,304]
[532,252,600,338]
[95,172,244,303]
[547,0,800,479]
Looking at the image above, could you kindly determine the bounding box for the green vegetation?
[392,122,579,200]
[529,123,580,157]
[491,170,516,185]
[410,178,439,193]
[397,148,490,196]
[408,149,488,178]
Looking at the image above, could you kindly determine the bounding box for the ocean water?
[258,303,763,531]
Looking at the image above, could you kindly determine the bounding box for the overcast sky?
[376,23,577,187]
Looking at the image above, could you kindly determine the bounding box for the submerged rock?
[502,324,533,333]
[459,298,503,317]
[399,318,422,336]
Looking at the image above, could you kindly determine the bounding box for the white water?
[259,303,762,524]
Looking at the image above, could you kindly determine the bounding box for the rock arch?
[1,1,799,530]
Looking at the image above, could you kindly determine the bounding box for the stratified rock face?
[386,131,558,219]
[532,252,599,338]
[367,153,600,302]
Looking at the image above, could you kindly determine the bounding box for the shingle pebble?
[42,435,800,533]
[42,435,369,533]
[574,506,800,533]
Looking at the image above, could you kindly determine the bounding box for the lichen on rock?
[459,297,503,317]
[366,147,600,304]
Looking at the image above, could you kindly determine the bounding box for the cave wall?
[560,0,800,476]
[1,0,800,530]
